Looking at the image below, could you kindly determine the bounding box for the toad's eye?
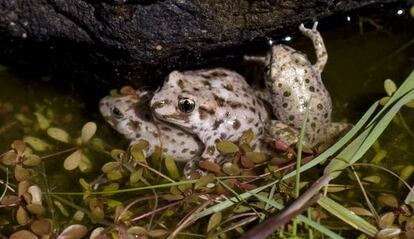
[111,107,124,119]
[178,97,195,113]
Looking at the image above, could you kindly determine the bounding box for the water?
[0,2,413,237]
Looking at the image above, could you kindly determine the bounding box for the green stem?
[397,112,414,140]
[293,98,312,236]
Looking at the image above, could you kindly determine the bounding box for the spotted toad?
[150,68,269,163]
[99,87,202,163]
[262,22,350,147]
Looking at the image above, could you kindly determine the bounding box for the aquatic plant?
[0,69,413,238]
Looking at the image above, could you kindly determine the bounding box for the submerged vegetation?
[0,70,414,238]
[1,5,414,238]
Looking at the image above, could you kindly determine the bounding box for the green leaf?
[207,212,222,233]
[63,150,82,170]
[216,141,239,154]
[81,122,97,144]
[318,197,378,237]
[34,112,50,130]
[164,156,180,179]
[23,136,51,151]
[47,127,70,143]
[384,79,397,96]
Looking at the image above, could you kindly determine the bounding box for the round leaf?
[34,112,50,130]
[64,150,82,171]
[31,219,52,236]
[10,230,37,239]
[79,154,92,173]
[246,151,266,163]
[28,185,42,205]
[27,203,46,215]
[207,212,222,232]
[15,165,30,182]
[47,127,70,143]
[58,224,88,239]
[23,154,41,167]
[165,156,180,179]
[405,100,414,108]
[16,206,29,225]
[1,151,17,165]
[384,79,397,96]
[23,136,51,152]
[81,122,97,144]
[216,141,239,154]
[12,140,26,155]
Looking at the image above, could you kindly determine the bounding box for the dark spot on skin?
[283,91,291,97]
[171,139,176,143]
[199,107,215,117]
[202,73,212,79]
[309,86,315,92]
[161,126,171,131]
[211,71,228,77]
[127,120,141,131]
[207,146,215,155]
[229,101,242,108]
[282,103,288,108]
[136,133,141,138]
[199,109,208,119]
[249,107,256,113]
[190,150,197,155]
[213,119,223,130]
[172,150,176,153]
[317,104,323,110]
[202,80,211,86]
[182,148,189,153]
[163,148,168,152]
[311,122,316,129]
[213,94,225,106]
[305,78,310,84]
[180,141,185,145]
[233,120,241,130]
[177,79,185,90]
[324,113,328,119]
[193,87,200,91]
[278,83,282,87]
[222,84,234,91]
[177,132,184,136]
[220,133,226,139]
[288,115,295,121]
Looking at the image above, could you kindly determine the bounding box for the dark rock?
[0,0,411,94]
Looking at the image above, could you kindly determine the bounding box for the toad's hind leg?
[299,22,328,74]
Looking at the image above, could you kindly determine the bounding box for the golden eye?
[178,97,195,113]
[111,107,124,119]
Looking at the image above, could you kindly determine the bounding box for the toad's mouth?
[150,101,193,132]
